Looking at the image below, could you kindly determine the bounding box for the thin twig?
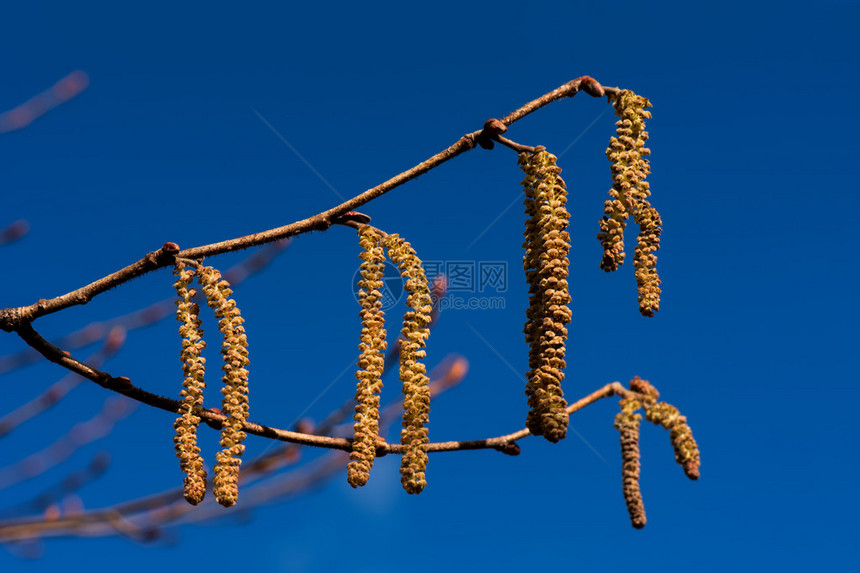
[0,220,29,246]
[493,135,536,154]
[0,76,613,331]
[380,382,634,454]
[0,328,125,437]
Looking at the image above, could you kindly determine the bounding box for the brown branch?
[15,321,358,451]
[0,379,640,543]
[500,75,615,125]
[379,382,634,455]
[0,377,633,544]
[9,321,640,459]
[0,240,288,374]
[0,361,466,542]
[0,75,614,331]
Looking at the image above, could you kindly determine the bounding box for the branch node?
[477,118,508,150]
[113,376,133,391]
[463,132,480,150]
[374,442,391,458]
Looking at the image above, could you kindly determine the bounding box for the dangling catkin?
[172,262,208,505]
[614,396,646,529]
[644,400,701,480]
[600,90,662,316]
[384,234,433,494]
[520,146,571,443]
[348,226,388,488]
[197,265,249,507]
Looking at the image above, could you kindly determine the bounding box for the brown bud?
[580,76,605,97]
[336,211,372,225]
[482,118,507,136]
[161,242,180,253]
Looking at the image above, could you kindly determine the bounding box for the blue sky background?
[1,1,858,571]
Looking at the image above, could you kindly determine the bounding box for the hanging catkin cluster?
[172,263,208,505]
[197,265,250,507]
[645,401,700,481]
[627,376,700,480]
[348,226,388,488]
[384,234,433,494]
[599,90,663,317]
[614,395,646,529]
[520,147,571,443]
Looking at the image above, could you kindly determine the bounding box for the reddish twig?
[0,453,111,519]
[0,220,29,246]
[0,397,135,490]
[0,71,89,135]
[0,328,126,437]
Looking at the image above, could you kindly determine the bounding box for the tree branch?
[0,240,287,374]
[11,319,641,458]
[0,75,612,330]
[0,380,639,543]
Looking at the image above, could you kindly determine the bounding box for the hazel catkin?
[614,396,646,529]
[644,400,701,480]
[172,262,208,505]
[520,146,571,443]
[384,233,433,494]
[348,226,388,488]
[600,90,662,316]
[197,265,249,507]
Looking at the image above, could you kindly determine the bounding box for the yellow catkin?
[644,401,701,480]
[384,234,433,494]
[348,226,388,488]
[633,203,662,317]
[197,265,249,507]
[600,90,662,316]
[172,263,208,505]
[519,147,570,443]
[614,396,646,529]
